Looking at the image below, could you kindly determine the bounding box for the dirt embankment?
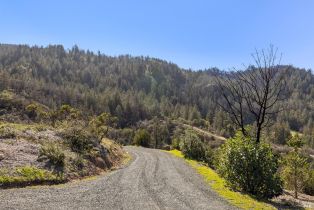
[0,123,127,188]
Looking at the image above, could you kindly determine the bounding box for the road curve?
[0,146,236,210]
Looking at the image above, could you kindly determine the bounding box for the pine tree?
[281,135,309,198]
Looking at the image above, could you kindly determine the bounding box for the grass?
[290,130,303,137]
[167,149,276,210]
[0,121,49,132]
[0,166,64,188]
[122,150,132,165]
[39,143,66,167]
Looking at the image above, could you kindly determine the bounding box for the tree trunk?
[256,124,261,143]
[294,163,298,199]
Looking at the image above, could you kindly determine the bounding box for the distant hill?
[0,44,313,146]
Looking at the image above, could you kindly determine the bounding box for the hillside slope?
[0,44,313,149]
[0,121,127,187]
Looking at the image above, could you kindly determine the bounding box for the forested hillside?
[0,44,313,147]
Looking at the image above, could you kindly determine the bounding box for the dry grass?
[272,190,314,209]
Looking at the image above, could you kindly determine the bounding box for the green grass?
[0,122,50,141]
[290,130,303,137]
[0,121,49,132]
[39,143,66,167]
[167,149,276,210]
[0,166,64,188]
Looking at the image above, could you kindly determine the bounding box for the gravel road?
[0,146,235,210]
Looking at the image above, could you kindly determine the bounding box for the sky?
[0,0,313,70]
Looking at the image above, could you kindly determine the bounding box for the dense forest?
[0,44,313,148]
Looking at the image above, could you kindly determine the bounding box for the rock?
[92,157,108,169]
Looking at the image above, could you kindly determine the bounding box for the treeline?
[0,44,313,146]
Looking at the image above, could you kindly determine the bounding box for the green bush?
[38,143,65,167]
[0,126,16,139]
[181,131,205,161]
[270,122,291,145]
[203,146,214,167]
[71,155,85,170]
[0,90,24,111]
[133,129,151,147]
[280,151,309,197]
[180,130,214,167]
[171,126,184,150]
[89,112,118,139]
[191,119,209,129]
[303,170,314,195]
[216,131,283,199]
[25,103,49,122]
[171,137,181,150]
[62,128,98,154]
[281,135,309,198]
[25,103,39,120]
[106,128,134,145]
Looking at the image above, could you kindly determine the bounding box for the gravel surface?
[0,146,236,210]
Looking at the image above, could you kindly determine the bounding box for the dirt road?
[0,146,235,210]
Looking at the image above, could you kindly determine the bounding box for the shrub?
[38,143,65,167]
[133,129,151,147]
[62,128,98,154]
[0,126,16,139]
[71,155,85,170]
[25,103,39,120]
[216,131,283,199]
[270,122,291,145]
[59,104,81,120]
[171,126,184,149]
[25,103,48,122]
[181,131,205,161]
[89,112,118,139]
[119,128,135,145]
[281,151,309,198]
[180,130,214,167]
[106,128,134,145]
[171,137,181,150]
[303,170,314,196]
[191,119,209,129]
[203,146,214,167]
[0,90,21,110]
[281,135,309,198]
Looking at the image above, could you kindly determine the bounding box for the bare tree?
[214,46,288,143]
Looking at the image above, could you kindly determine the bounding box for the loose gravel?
[0,146,236,210]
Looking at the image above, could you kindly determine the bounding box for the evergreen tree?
[281,135,310,198]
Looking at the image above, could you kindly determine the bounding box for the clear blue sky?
[0,0,313,70]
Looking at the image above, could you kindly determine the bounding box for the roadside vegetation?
[215,131,283,199]
[0,166,63,188]
[281,135,313,198]
[166,47,314,209]
[168,150,276,210]
[168,130,313,209]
